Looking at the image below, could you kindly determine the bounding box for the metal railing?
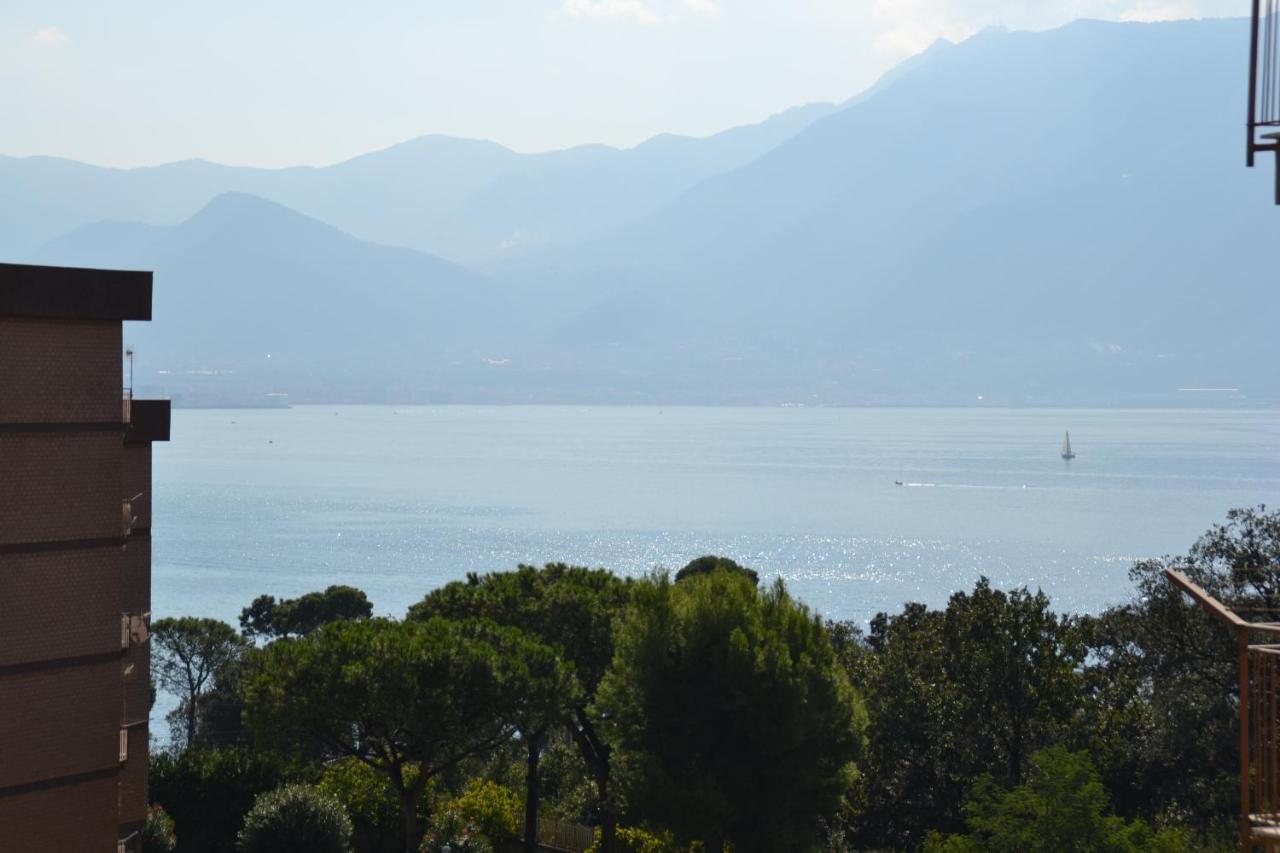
[535,817,595,852]
[1248,0,1280,202]
[1167,569,1280,851]
[122,389,133,423]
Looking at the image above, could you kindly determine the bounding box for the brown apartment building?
[0,263,169,852]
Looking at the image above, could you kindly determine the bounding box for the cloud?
[680,0,721,16]
[1118,0,1199,21]
[561,0,663,24]
[858,0,1231,58]
[559,0,719,24]
[28,26,69,46]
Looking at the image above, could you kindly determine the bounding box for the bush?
[421,779,521,852]
[236,784,353,853]
[150,748,285,853]
[586,826,681,853]
[142,804,178,853]
[447,780,521,843]
[319,758,404,853]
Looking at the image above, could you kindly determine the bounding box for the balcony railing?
[1167,569,1280,851]
[1248,0,1280,202]
[122,388,132,424]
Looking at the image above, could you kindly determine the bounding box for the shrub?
[142,804,178,853]
[236,784,353,853]
[421,779,521,852]
[586,826,681,853]
[447,780,521,843]
[319,758,403,853]
[150,748,285,853]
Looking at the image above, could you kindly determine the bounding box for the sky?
[0,0,1243,168]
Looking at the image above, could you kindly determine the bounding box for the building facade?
[0,263,169,852]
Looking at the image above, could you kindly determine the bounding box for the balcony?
[1248,0,1280,202]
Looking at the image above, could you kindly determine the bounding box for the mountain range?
[9,17,1278,406]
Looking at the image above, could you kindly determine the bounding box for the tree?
[923,746,1187,853]
[596,570,867,852]
[1082,505,1280,831]
[674,555,759,586]
[151,617,250,749]
[410,564,630,853]
[843,579,1085,850]
[240,585,373,641]
[241,617,533,852]
[236,784,353,853]
[149,747,286,853]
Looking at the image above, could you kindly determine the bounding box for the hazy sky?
[1,0,1240,168]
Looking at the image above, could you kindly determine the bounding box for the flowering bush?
[419,807,491,853]
[141,804,178,853]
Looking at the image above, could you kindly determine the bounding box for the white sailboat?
[1061,431,1076,460]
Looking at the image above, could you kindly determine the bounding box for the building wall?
[0,660,121,790]
[0,772,120,853]
[0,546,123,668]
[0,317,122,424]
[0,268,164,851]
[0,433,125,545]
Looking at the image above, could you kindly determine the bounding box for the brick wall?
[118,722,148,828]
[0,433,123,544]
[121,642,149,726]
[0,547,123,667]
[121,445,152,529]
[122,538,150,614]
[0,660,120,789]
[0,317,121,423]
[0,772,119,853]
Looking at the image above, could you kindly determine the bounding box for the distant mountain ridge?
[19,18,1280,406]
[0,102,836,268]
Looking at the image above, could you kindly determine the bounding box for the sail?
[1061,431,1073,458]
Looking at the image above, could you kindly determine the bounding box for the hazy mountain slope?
[436,102,837,265]
[0,105,833,267]
[30,193,516,405]
[507,18,1279,404]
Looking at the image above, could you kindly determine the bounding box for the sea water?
[152,405,1280,627]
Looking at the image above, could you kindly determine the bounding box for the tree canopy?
[241,616,545,852]
[151,617,250,749]
[597,570,866,852]
[239,584,373,641]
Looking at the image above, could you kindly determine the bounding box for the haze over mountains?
[10,18,1278,406]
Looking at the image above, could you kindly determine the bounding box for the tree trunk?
[186,693,198,749]
[400,784,425,853]
[523,733,543,853]
[570,711,616,853]
[596,772,616,853]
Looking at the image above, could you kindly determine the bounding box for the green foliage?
[242,617,531,851]
[411,564,632,848]
[598,571,866,852]
[151,618,250,748]
[674,556,759,587]
[236,784,353,853]
[430,779,521,844]
[922,747,1190,853]
[149,748,285,853]
[419,808,491,853]
[142,804,178,853]
[846,578,1085,849]
[1083,506,1280,831]
[318,758,405,853]
[586,826,681,853]
[240,585,373,641]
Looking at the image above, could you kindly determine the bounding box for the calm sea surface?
[153,405,1280,627]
